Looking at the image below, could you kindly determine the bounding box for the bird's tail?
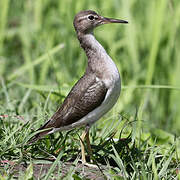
[27,120,52,145]
[27,133,41,145]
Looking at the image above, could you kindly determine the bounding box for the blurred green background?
[0,0,180,139]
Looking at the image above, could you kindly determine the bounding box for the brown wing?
[28,72,107,143]
[48,72,107,127]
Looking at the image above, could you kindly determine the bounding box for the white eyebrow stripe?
[78,14,98,22]
[78,16,86,22]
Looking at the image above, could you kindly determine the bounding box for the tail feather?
[27,120,52,145]
[28,134,41,145]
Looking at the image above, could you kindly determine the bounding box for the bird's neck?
[77,32,106,55]
[76,31,120,88]
[77,32,110,73]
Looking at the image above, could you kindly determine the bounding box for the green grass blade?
[122,85,180,91]
[110,145,129,179]
[158,147,174,177]
[152,155,158,180]
[43,151,63,180]
[0,0,9,52]
[138,0,168,124]
[17,83,59,93]
[7,43,64,81]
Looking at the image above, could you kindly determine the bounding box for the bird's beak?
[99,16,128,25]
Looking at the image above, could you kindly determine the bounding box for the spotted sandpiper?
[29,10,128,163]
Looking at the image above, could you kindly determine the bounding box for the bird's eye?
[88,15,95,20]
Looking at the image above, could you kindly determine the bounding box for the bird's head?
[73,10,128,34]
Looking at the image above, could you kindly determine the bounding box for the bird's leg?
[80,130,87,163]
[80,126,92,163]
[80,127,98,168]
[85,129,93,162]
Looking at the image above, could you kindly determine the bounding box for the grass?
[0,0,180,179]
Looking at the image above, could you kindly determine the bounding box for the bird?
[28,10,128,163]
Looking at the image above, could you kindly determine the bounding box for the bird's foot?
[81,161,98,168]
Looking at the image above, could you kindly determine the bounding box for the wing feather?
[29,72,107,142]
[50,74,107,127]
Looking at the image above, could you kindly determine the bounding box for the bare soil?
[1,161,122,179]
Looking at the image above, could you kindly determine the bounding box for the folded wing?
[29,72,107,143]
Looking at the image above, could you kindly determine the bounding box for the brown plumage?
[28,10,127,163]
[29,71,107,143]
